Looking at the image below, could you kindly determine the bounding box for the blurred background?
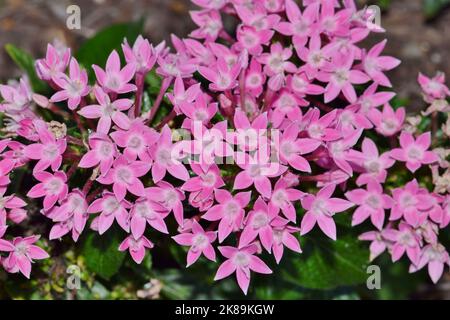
[0,0,449,300]
[0,0,450,110]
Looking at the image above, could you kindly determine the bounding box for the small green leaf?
[81,229,126,280]
[280,232,369,290]
[424,0,450,20]
[4,44,47,92]
[76,20,144,81]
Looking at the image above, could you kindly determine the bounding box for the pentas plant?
[0,0,449,295]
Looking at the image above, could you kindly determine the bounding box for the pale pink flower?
[368,103,405,137]
[172,220,217,267]
[166,76,201,114]
[305,109,341,142]
[27,171,68,211]
[145,181,185,226]
[0,235,48,278]
[345,181,393,230]
[110,119,159,161]
[0,187,26,219]
[0,78,33,115]
[130,197,169,238]
[203,189,251,242]
[229,110,268,152]
[360,40,401,87]
[300,184,354,240]
[149,125,189,183]
[79,133,118,175]
[35,44,71,81]
[390,131,439,173]
[122,35,158,74]
[96,156,151,201]
[418,72,450,102]
[50,58,90,110]
[244,59,266,97]
[50,189,89,236]
[119,235,154,264]
[78,86,133,133]
[92,50,137,94]
[410,243,450,284]
[271,221,302,264]
[269,178,305,222]
[236,25,274,56]
[88,192,132,234]
[23,120,66,173]
[214,244,272,295]
[353,83,396,115]
[390,222,421,265]
[198,57,241,91]
[179,93,217,128]
[358,227,397,261]
[190,9,224,42]
[182,164,225,201]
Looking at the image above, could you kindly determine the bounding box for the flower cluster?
[0,0,448,293]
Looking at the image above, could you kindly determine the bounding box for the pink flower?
[358,228,396,261]
[345,181,393,230]
[35,43,71,81]
[368,103,405,137]
[27,171,68,211]
[244,59,266,97]
[258,43,297,90]
[179,93,217,128]
[390,179,434,227]
[410,243,450,284]
[119,235,154,264]
[0,78,33,115]
[0,187,26,219]
[50,189,89,237]
[271,222,302,264]
[390,131,439,173]
[236,25,274,56]
[166,76,201,113]
[360,40,401,87]
[347,137,395,186]
[326,129,363,176]
[182,164,225,200]
[110,119,159,161]
[229,110,268,152]
[78,86,133,133]
[23,120,66,173]
[50,58,90,110]
[149,125,189,183]
[88,192,132,234]
[79,133,118,175]
[0,235,49,278]
[353,83,396,115]
[92,50,136,94]
[239,197,281,252]
[172,220,217,267]
[96,156,151,201]
[269,177,305,222]
[317,52,370,103]
[305,109,341,142]
[203,189,251,242]
[130,197,169,238]
[122,35,158,74]
[198,57,241,91]
[190,9,224,42]
[300,184,354,240]
[418,72,450,102]
[146,181,185,226]
[390,222,421,265]
[214,244,272,295]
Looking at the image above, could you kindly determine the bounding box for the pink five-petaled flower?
[149,125,189,183]
[122,35,158,74]
[271,220,302,264]
[27,171,68,211]
[23,120,66,173]
[390,131,438,173]
[214,244,272,295]
[78,86,133,134]
[182,164,225,201]
[345,181,393,230]
[96,156,151,202]
[79,133,118,175]
[50,58,90,110]
[418,72,450,102]
[368,103,405,137]
[35,43,71,81]
[269,177,305,222]
[358,228,395,262]
[317,52,370,103]
[277,124,321,173]
[202,189,251,243]
[88,191,132,234]
[50,189,89,238]
[110,119,159,162]
[0,187,26,217]
[130,197,169,238]
[390,222,421,265]
[410,243,450,284]
[239,197,280,252]
[119,235,154,264]
[172,220,217,267]
[300,184,354,240]
[146,181,185,226]
[347,137,395,186]
[198,57,241,91]
[360,40,401,87]
[0,235,49,278]
[92,50,136,94]
[390,179,434,227]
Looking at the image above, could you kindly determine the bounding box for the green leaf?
[81,229,126,280]
[76,20,144,81]
[280,232,369,290]
[424,0,450,20]
[4,44,47,92]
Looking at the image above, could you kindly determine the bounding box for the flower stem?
[134,72,145,118]
[148,76,173,125]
